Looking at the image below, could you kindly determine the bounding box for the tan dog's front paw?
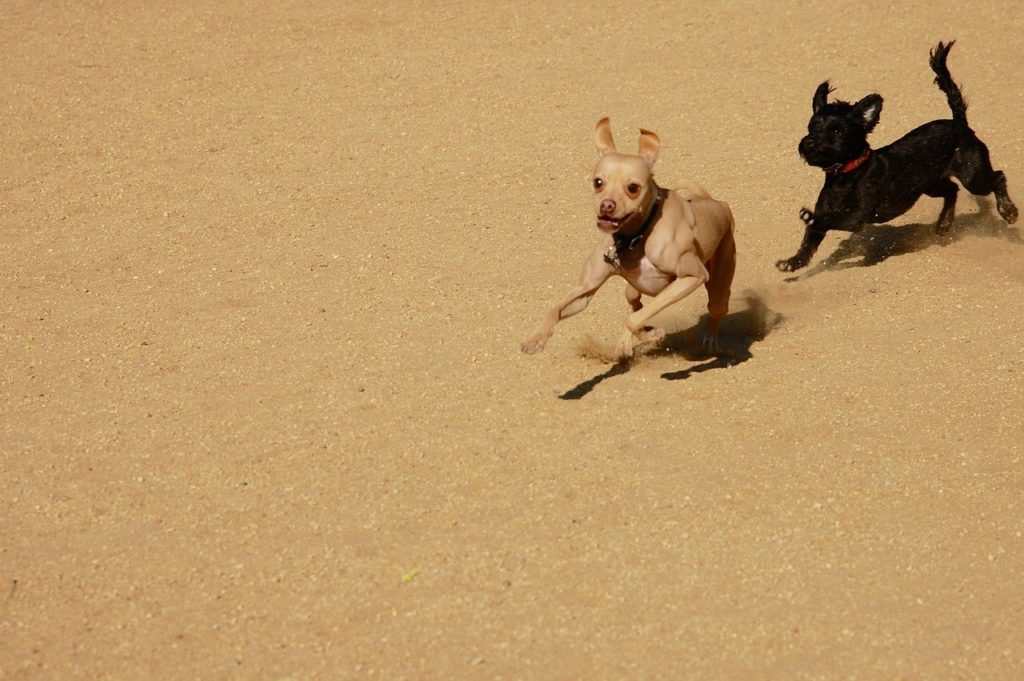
[615,329,637,361]
[520,333,548,354]
[637,326,665,345]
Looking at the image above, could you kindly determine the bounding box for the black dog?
[777,41,1018,272]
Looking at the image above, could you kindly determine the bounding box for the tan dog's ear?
[638,129,661,168]
[595,117,616,156]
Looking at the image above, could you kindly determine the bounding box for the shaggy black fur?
[777,41,1018,272]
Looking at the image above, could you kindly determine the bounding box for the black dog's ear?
[851,94,883,132]
[812,81,833,114]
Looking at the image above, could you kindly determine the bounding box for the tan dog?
[521,118,736,361]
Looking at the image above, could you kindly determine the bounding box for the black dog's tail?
[930,40,968,128]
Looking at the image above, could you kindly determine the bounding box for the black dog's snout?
[799,136,817,155]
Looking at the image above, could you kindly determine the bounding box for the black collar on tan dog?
[824,148,872,176]
[604,187,664,271]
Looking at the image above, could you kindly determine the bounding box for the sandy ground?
[3,1,1024,679]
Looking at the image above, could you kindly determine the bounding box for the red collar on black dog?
[825,148,872,175]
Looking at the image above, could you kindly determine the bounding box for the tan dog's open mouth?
[597,214,631,232]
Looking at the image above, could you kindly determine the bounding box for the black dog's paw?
[934,217,954,236]
[998,200,1019,225]
[799,207,815,227]
[775,256,807,272]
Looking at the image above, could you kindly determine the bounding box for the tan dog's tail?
[669,178,712,200]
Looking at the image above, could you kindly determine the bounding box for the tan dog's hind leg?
[625,284,643,312]
[701,227,736,351]
[625,284,666,347]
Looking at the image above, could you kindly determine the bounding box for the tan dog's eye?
[593,178,604,190]
[627,183,641,195]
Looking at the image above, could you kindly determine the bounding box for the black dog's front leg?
[775,208,860,272]
[776,208,825,272]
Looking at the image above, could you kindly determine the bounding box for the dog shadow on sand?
[785,197,1022,282]
[559,291,784,400]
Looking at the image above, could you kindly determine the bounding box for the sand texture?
[3,1,1024,679]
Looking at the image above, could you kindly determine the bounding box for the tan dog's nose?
[600,199,616,216]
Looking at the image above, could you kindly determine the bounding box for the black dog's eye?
[627,183,641,195]
[593,178,604,190]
